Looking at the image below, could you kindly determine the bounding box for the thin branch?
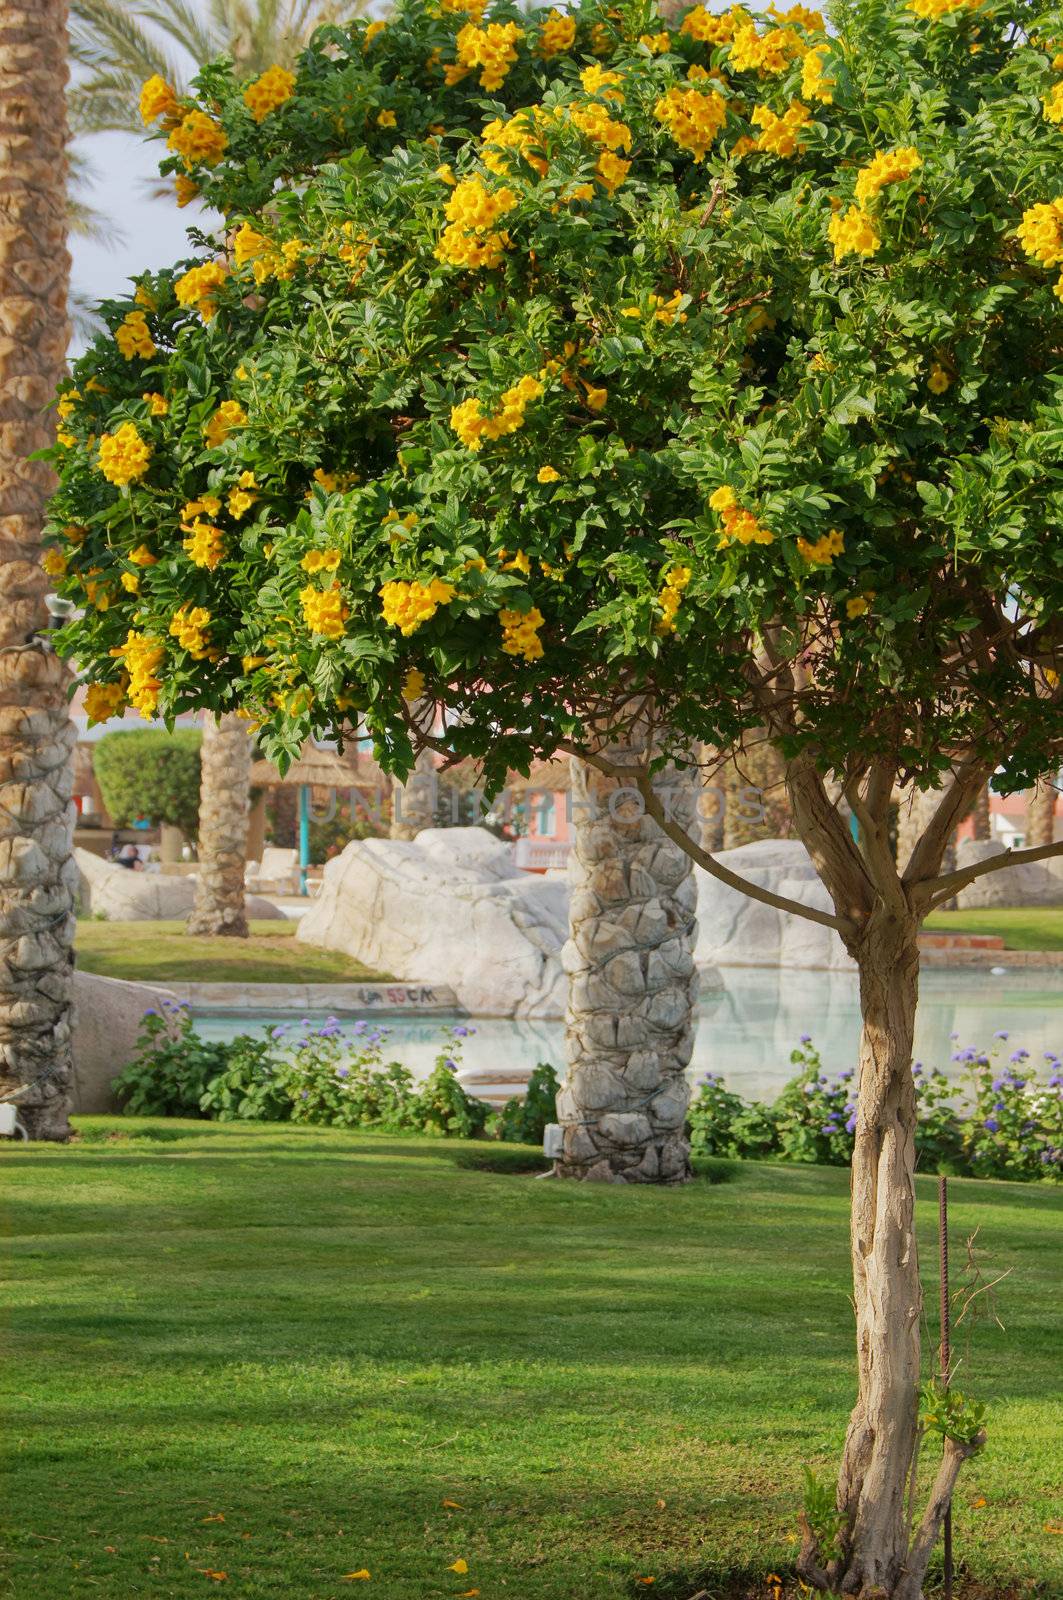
[923,838,1063,910]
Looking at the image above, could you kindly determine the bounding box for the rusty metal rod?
[939,1174,953,1600]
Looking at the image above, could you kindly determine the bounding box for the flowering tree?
[45,0,1063,1591]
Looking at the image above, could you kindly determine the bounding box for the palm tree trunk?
[1026,780,1057,850]
[557,742,699,1183]
[0,0,77,1140]
[970,783,992,842]
[721,730,790,849]
[390,704,436,839]
[187,713,250,936]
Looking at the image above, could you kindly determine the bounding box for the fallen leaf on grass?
[342,1571,371,1581]
[448,1559,469,1574]
[442,1500,464,1510]
[1047,1523,1063,1535]
[655,1499,666,1510]
[636,1579,655,1587]
[201,1514,226,1524]
[142,1535,170,1544]
[970,1496,987,1509]
[459,1590,480,1596]
[201,1571,227,1582]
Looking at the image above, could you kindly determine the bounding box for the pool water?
[193,965,1063,1102]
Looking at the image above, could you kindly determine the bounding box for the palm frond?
[137,0,222,71]
[69,0,186,83]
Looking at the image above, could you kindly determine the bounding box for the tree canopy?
[92,727,203,836]
[47,0,1063,801]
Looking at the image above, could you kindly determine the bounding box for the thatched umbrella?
[249,740,386,893]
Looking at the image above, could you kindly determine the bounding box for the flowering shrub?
[281,1017,423,1129]
[955,1035,1063,1182]
[43,0,1063,809]
[415,1027,491,1137]
[687,1069,775,1159]
[197,1034,291,1122]
[495,1059,560,1144]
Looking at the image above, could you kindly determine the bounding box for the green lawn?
[2,1124,1060,1599]
[923,906,1063,952]
[74,920,390,985]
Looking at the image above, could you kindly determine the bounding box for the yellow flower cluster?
[447,22,523,92]
[569,101,632,153]
[482,109,552,178]
[228,471,258,519]
[182,520,224,569]
[302,548,342,573]
[640,31,672,54]
[800,44,834,103]
[380,578,456,636]
[174,175,199,207]
[537,465,561,483]
[167,109,228,169]
[436,176,517,270]
[500,605,544,661]
[622,291,687,325]
[750,99,811,157]
[243,65,296,123]
[41,547,66,577]
[906,0,976,17]
[597,150,631,193]
[854,147,922,207]
[402,668,426,700]
[139,75,179,126]
[797,527,844,566]
[846,591,873,618]
[84,682,126,725]
[204,400,247,449]
[828,204,881,263]
[450,375,543,450]
[98,422,151,486]
[1017,200,1063,297]
[175,259,227,321]
[729,22,807,75]
[114,630,164,716]
[57,388,78,420]
[581,64,625,100]
[115,308,156,361]
[300,583,349,640]
[680,6,740,45]
[709,486,774,548]
[657,564,692,632]
[169,605,212,658]
[655,86,727,162]
[142,391,168,415]
[538,9,576,58]
[1045,82,1063,125]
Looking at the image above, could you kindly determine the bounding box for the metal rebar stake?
[939,1174,953,1600]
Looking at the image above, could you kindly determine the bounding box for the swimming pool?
[193,964,1063,1101]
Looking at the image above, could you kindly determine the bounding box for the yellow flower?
[800,45,834,104]
[120,571,140,593]
[854,147,922,208]
[537,9,576,59]
[827,205,881,263]
[596,150,631,194]
[680,6,740,45]
[129,544,157,566]
[142,391,169,415]
[84,682,126,725]
[377,109,397,128]
[537,465,561,483]
[363,19,387,47]
[448,21,523,93]
[710,487,774,548]
[583,383,607,411]
[927,361,951,394]
[139,75,179,126]
[1017,199,1063,268]
[228,485,257,519]
[750,99,811,158]
[174,259,228,322]
[435,176,517,271]
[300,582,349,639]
[450,375,542,449]
[380,578,456,635]
[115,308,156,361]
[580,65,625,102]
[657,563,692,632]
[113,629,164,716]
[1045,82,1063,126]
[167,109,228,169]
[639,31,671,54]
[500,605,544,661]
[796,527,844,566]
[182,520,225,569]
[655,86,728,163]
[846,592,873,618]
[301,548,342,573]
[243,64,296,124]
[56,388,79,420]
[41,547,67,577]
[170,604,212,658]
[204,400,248,449]
[402,668,426,700]
[98,422,151,486]
[174,174,199,207]
[906,0,974,17]
[435,163,457,185]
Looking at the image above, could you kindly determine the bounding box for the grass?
[74,919,390,985]
[924,907,1063,951]
[2,1122,1060,1600]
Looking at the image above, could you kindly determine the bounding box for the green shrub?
[451,1144,547,1174]
[495,1061,559,1146]
[114,1004,229,1117]
[93,728,202,837]
[414,1030,490,1139]
[198,1036,290,1122]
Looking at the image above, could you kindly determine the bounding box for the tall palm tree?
[0,0,79,1139]
[69,0,370,132]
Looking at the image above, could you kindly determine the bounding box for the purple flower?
[142,1008,157,1017]
[994,1031,1009,1041]
[335,1065,350,1079]
[984,1117,1000,1133]
[845,1114,858,1133]
[913,1063,923,1077]
[300,1090,309,1100]
[353,1020,368,1035]
[1010,1049,1029,1063]
[452,1025,471,1038]
[444,1057,457,1071]
[800,1033,812,1045]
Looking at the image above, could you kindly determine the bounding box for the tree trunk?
[556,745,699,1183]
[969,784,992,842]
[0,0,77,1140]
[187,713,250,936]
[390,713,436,839]
[721,730,790,849]
[1026,779,1057,850]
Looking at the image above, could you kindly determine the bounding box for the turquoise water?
[193,965,1063,1101]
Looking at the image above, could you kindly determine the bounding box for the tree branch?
[923,839,1063,910]
[895,1432,986,1600]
